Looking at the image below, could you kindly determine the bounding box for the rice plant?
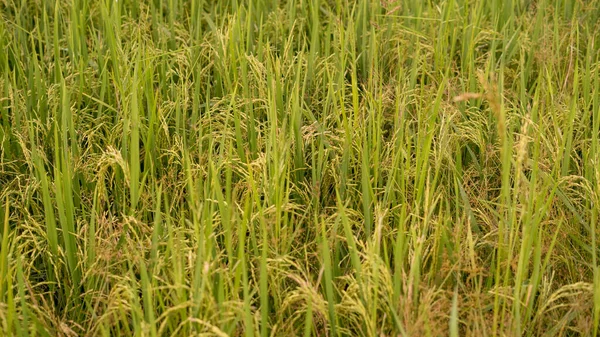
[0,0,599,336]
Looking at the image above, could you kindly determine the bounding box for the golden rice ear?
[453,93,483,102]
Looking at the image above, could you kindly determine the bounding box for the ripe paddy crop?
[0,0,599,336]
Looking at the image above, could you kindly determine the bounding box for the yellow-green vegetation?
[1,0,599,336]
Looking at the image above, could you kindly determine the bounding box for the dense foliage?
[1,0,599,335]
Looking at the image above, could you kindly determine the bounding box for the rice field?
[1,0,600,336]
